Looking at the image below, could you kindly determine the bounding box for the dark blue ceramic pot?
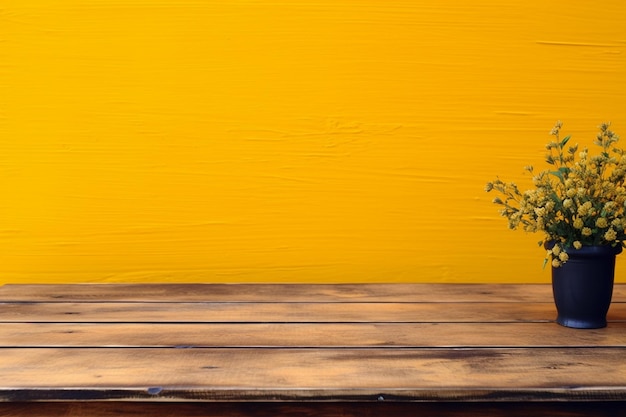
[548,243,622,329]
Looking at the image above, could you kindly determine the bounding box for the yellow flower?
[532,217,543,231]
[563,199,573,209]
[486,122,626,266]
[577,201,592,216]
[604,228,617,241]
[573,218,584,229]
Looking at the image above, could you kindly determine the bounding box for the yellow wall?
[1,1,626,283]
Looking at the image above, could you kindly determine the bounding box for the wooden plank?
[1,401,625,417]
[2,322,626,348]
[2,347,626,401]
[0,301,563,323]
[2,283,626,416]
[3,300,626,323]
[7,283,625,303]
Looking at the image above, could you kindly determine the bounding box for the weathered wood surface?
[3,322,626,347]
[4,301,613,323]
[2,347,626,399]
[4,283,626,302]
[1,283,626,416]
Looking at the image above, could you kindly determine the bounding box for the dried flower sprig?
[486,122,626,267]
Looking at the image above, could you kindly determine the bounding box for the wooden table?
[1,283,626,416]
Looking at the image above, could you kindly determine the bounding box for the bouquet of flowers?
[485,121,626,267]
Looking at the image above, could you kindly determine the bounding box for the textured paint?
[1,1,625,283]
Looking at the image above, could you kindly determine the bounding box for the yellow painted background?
[1,1,625,283]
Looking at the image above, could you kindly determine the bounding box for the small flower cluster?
[486,122,626,267]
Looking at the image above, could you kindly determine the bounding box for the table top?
[1,283,626,404]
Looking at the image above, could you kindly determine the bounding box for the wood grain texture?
[2,347,626,400]
[3,283,626,302]
[3,322,626,348]
[0,301,568,323]
[1,283,626,416]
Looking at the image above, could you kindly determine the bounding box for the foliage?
[486,122,626,267]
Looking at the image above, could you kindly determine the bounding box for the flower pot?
[550,244,622,329]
